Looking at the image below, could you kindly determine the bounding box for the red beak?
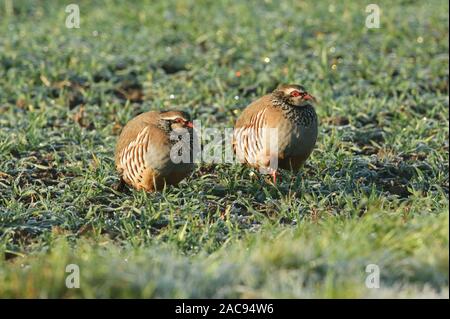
[185,121,194,128]
[303,94,316,102]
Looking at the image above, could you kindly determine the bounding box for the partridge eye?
[290,90,301,97]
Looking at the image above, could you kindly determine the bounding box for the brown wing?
[115,111,169,191]
[235,95,272,128]
[116,126,153,190]
[233,95,284,171]
[114,111,160,165]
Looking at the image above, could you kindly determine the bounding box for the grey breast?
[284,106,318,157]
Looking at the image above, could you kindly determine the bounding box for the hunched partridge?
[233,84,318,183]
[115,110,194,191]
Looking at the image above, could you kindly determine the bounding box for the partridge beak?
[185,121,194,128]
[303,94,316,102]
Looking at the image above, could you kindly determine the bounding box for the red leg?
[271,170,279,185]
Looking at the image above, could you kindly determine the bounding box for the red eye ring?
[290,90,301,97]
[174,118,193,128]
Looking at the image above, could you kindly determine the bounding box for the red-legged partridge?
[233,84,318,183]
[115,111,194,192]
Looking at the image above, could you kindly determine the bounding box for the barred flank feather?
[234,109,267,167]
[119,126,150,186]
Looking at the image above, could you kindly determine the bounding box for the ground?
[0,0,448,298]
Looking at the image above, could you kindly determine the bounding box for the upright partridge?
[233,84,318,183]
[115,110,194,192]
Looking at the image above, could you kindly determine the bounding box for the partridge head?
[272,84,316,107]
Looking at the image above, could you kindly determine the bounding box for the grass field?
[0,0,448,298]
